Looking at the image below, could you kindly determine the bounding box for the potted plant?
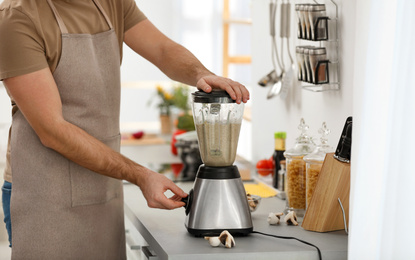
[171,84,195,132]
[149,85,175,134]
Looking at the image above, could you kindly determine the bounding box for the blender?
[182,90,253,236]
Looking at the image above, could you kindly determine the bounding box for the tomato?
[132,130,144,139]
[256,159,274,176]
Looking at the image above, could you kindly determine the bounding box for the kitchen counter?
[123,182,348,260]
[120,133,181,165]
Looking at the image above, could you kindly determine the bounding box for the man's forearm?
[43,119,146,185]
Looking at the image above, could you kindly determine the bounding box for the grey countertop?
[123,182,348,260]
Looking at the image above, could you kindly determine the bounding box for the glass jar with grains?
[303,122,334,209]
[284,118,315,218]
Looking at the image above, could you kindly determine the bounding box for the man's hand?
[137,168,187,209]
[196,75,250,104]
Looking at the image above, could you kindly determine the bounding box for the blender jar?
[304,122,334,209]
[284,118,315,217]
[191,90,244,167]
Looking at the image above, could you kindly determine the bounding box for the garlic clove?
[284,211,299,226]
[204,236,221,247]
[267,212,284,225]
[219,230,235,248]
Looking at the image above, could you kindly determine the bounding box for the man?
[0,0,249,258]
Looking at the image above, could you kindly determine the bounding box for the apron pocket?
[70,134,122,207]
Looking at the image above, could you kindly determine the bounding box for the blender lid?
[192,90,235,103]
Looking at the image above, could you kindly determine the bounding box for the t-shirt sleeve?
[123,0,147,32]
[0,8,49,80]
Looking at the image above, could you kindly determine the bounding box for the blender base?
[186,227,253,237]
[183,165,253,237]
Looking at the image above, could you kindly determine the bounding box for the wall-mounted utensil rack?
[297,0,340,92]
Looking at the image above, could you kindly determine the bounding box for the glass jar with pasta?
[304,122,334,209]
[284,118,315,218]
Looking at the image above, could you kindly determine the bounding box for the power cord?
[252,230,322,260]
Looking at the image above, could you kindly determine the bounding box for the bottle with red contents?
[272,132,286,189]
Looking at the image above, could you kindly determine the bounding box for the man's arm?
[4,68,186,209]
[124,19,250,104]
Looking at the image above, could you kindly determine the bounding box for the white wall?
[250,0,355,162]
[121,0,225,82]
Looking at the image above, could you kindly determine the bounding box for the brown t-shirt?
[0,0,147,182]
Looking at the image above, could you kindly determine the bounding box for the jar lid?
[304,122,334,162]
[296,46,305,53]
[192,90,235,104]
[309,47,326,55]
[284,118,315,157]
[308,4,326,12]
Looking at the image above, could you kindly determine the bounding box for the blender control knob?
[181,189,193,216]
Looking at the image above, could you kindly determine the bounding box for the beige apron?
[10,0,126,258]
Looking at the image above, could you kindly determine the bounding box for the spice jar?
[284,118,315,217]
[308,4,327,40]
[295,4,302,38]
[298,4,309,39]
[304,4,313,40]
[296,46,304,81]
[303,46,313,83]
[309,47,328,84]
[303,122,333,209]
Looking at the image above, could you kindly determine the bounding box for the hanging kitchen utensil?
[258,0,281,88]
[267,0,284,99]
[258,69,278,87]
[279,0,295,100]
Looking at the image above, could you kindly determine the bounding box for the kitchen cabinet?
[123,181,347,260]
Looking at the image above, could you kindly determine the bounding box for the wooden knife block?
[301,153,350,232]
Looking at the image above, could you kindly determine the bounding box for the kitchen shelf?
[299,0,340,92]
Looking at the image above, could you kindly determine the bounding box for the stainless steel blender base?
[183,166,253,236]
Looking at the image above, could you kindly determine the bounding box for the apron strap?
[92,0,114,30]
[46,0,69,34]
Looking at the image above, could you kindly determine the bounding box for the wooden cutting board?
[121,133,166,146]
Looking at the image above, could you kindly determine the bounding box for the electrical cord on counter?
[252,230,322,260]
